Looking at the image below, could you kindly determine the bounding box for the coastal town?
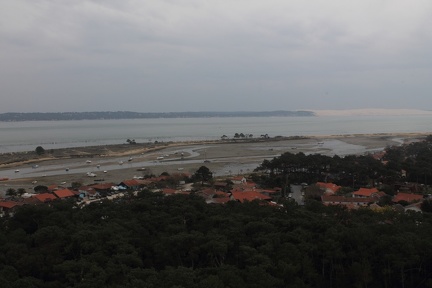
[1,133,431,217]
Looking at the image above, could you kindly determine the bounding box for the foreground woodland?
[1,192,432,288]
[2,136,432,287]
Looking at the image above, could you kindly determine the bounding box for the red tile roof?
[91,183,116,190]
[121,179,140,187]
[200,188,216,196]
[34,193,58,203]
[316,182,341,194]
[0,201,21,209]
[22,197,41,205]
[353,188,379,197]
[393,193,423,203]
[214,191,228,197]
[53,189,75,199]
[162,188,177,195]
[231,191,272,203]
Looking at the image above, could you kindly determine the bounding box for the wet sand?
[0,133,429,193]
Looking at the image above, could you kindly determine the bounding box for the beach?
[0,133,429,194]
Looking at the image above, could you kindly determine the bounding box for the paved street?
[290,184,304,205]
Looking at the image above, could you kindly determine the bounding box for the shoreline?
[0,132,429,169]
[0,132,429,191]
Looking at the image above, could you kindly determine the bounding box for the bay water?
[0,115,431,153]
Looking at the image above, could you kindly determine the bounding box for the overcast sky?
[1,0,431,113]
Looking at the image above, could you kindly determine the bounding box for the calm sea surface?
[1,115,431,153]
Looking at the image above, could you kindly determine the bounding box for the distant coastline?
[0,110,313,121]
[1,109,432,121]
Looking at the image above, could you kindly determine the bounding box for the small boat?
[65,168,69,172]
[103,170,108,173]
[96,164,101,168]
[86,160,92,164]
[14,170,20,173]
[118,161,124,165]
[86,172,97,177]
[128,157,133,162]
[32,165,39,169]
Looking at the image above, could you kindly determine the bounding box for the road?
[290,184,304,205]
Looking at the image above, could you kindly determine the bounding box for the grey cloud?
[0,0,432,112]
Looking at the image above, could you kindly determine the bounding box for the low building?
[316,182,341,195]
[119,179,141,190]
[321,195,375,208]
[0,201,21,217]
[231,191,272,203]
[393,193,423,204]
[53,189,75,199]
[33,193,58,203]
[352,188,381,198]
[231,176,247,185]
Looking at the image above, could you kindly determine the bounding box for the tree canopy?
[1,192,432,287]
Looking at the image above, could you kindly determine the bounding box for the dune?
[310,108,432,117]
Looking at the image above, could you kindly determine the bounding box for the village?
[0,165,429,217]
[1,133,432,217]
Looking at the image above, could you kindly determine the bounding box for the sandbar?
[0,133,429,193]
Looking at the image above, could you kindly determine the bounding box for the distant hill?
[0,111,314,121]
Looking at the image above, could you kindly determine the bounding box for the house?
[231,191,272,203]
[231,176,247,185]
[53,189,75,199]
[352,188,380,198]
[78,186,100,199]
[91,183,116,196]
[22,196,43,205]
[0,201,21,217]
[34,193,58,203]
[321,195,375,208]
[316,182,341,195]
[392,193,423,204]
[119,179,141,190]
